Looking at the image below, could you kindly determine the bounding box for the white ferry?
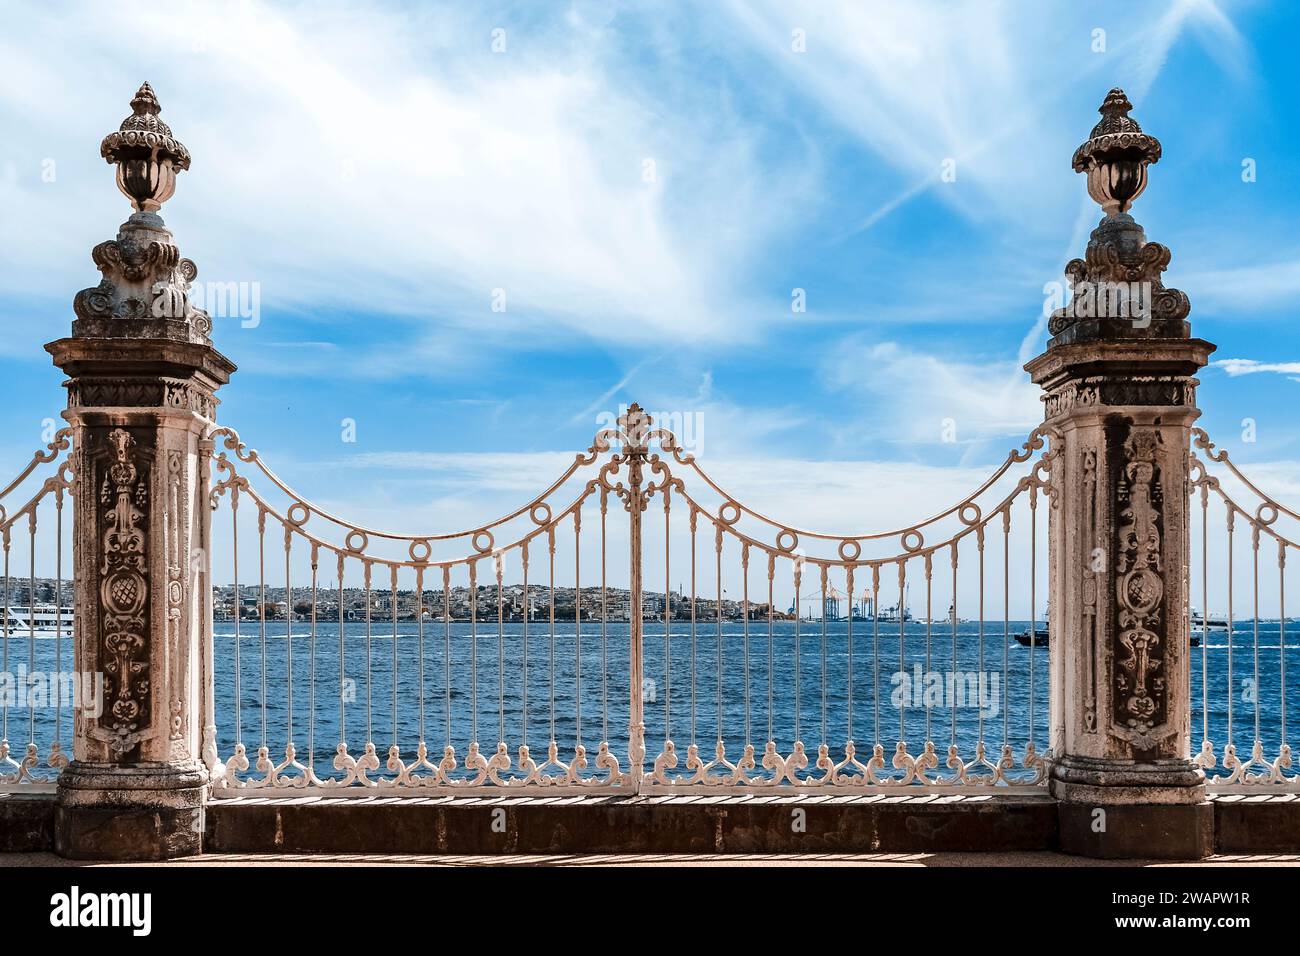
[1191,608,1229,633]
[1,605,75,638]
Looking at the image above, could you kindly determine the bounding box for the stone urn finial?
[1071,88,1162,217]
[100,82,192,214]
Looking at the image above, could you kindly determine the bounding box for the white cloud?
[1213,359,1300,378]
[824,340,1041,448]
[0,0,813,355]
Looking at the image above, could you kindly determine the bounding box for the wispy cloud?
[1214,358,1300,379]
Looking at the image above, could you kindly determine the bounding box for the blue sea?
[3,620,1297,784]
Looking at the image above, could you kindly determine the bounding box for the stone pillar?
[45,84,235,859]
[1025,90,1215,859]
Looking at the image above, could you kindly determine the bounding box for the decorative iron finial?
[1071,88,1161,217]
[100,82,192,213]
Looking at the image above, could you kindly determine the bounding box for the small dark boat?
[1013,627,1201,648]
[1014,625,1049,647]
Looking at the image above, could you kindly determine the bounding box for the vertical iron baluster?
[337,553,346,753]
[27,509,35,748]
[950,543,959,748]
[548,526,556,748]
[598,486,608,749]
[924,552,933,746]
[664,487,671,746]
[742,543,753,748]
[898,559,907,748]
[574,511,581,749]
[1279,540,1288,756]
[232,487,242,752]
[442,564,451,751]
[364,561,373,748]
[521,543,529,749]
[416,564,425,748]
[390,563,399,751]
[872,563,881,747]
[1200,477,1209,750]
[54,486,64,755]
[690,508,697,746]
[819,563,828,749]
[846,565,854,746]
[1227,507,1235,747]
[715,520,723,747]
[767,554,775,747]
[258,509,267,751]
[309,544,318,772]
[1029,484,1037,749]
[496,552,504,748]
[1002,508,1010,749]
[598,494,608,749]
[976,524,985,751]
[283,522,293,752]
[1252,519,1261,751]
[471,558,480,748]
[794,556,803,746]
[600,489,608,746]
[2,525,9,746]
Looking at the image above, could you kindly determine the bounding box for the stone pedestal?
[46,335,232,859]
[1029,341,1216,858]
[1027,89,1219,859]
[43,84,234,859]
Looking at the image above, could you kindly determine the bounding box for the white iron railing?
[1190,428,1300,790]
[0,430,75,788]
[202,406,1056,795]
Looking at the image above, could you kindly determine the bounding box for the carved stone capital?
[72,212,212,343]
[1048,214,1190,343]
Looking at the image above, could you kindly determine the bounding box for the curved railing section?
[637,416,1057,790]
[0,429,75,788]
[1189,428,1300,790]
[205,408,1056,794]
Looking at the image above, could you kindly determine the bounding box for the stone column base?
[1057,801,1213,859]
[1049,753,1207,804]
[1051,755,1211,859]
[54,761,207,860]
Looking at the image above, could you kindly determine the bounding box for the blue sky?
[2,0,1299,535]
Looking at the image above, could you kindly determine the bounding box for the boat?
[1012,613,1203,648]
[1191,608,1229,632]
[1,604,75,638]
[1014,607,1050,647]
[1014,623,1049,647]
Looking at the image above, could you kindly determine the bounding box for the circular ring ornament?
[1256,503,1279,527]
[958,503,982,526]
[287,502,310,527]
[530,503,553,526]
[775,529,799,553]
[838,539,862,562]
[408,539,432,563]
[344,529,368,553]
[718,502,741,526]
[901,529,925,553]
[472,530,495,554]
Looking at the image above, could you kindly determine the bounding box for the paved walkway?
[4,851,1299,866]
